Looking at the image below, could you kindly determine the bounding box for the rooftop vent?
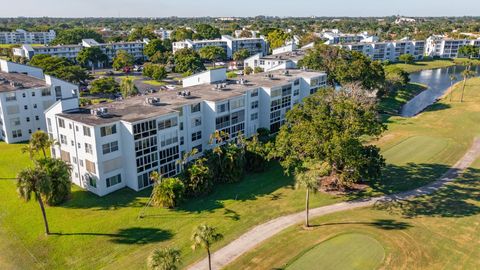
[91,107,109,118]
[177,90,191,98]
[10,81,24,88]
[145,97,161,106]
[265,73,274,79]
[237,78,247,85]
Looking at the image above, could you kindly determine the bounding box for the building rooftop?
[59,69,325,126]
[0,71,47,92]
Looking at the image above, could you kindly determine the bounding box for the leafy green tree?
[29,54,90,84]
[274,87,386,189]
[385,66,410,94]
[254,66,264,74]
[90,77,120,94]
[398,53,415,64]
[52,28,104,45]
[37,158,72,206]
[143,63,168,81]
[266,29,291,49]
[150,51,173,65]
[191,224,223,270]
[198,46,226,64]
[458,45,480,59]
[171,28,194,41]
[112,50,134,71]
[144,39,167,58]
[205,131,245,184]
[17,167,51,235]
[120,77,138,97]
[128,27,156,41]
[244,66,253,75]
[173,48,205,74]
[22,130,56,159]
[244,134,272,172]
[194,24,221,40]
[76,47,108,72]
[233,48,250,61]
[239,30,253,38]
[148,247,181,270]
[151,177,185,208]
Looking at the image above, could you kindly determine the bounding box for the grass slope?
[378,83,427,115]
[390,58,480,73]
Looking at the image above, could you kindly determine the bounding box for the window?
[60,134,67,144]
[191,131,202,141]
[192,117,202,127]
[12,129,22,138]
[85,160,96,174]
[31,91,35,97]
[5,92,16,101]
[251,113,258,121]
[85,143,93,154]
[22,93,26,98]
[102,141,119,154]
[158,117,177,130]
[100,124,117,137]
[294,79,300,86]
[41,88,51,96]
[192,144,202,153]
[35,116,39,121]
[217,103,228,113]
[106,174,122,188]
[293,89,300,96]
[88,176,97,188]
[83,126,91,137]
[191,103,201,113]
[55,86,62,98]
[58,118,65,128]
[24,105,28,110]
[72,157,77,164]
[251,101,259,109]
[230,98,245,110]
[26,117,30,122]
[251,89,259,97]
[33,104,37,109]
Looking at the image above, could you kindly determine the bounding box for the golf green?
[286,233,385,270]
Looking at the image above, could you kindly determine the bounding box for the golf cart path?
[188,137,480,270]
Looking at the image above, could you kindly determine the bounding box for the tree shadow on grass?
[310,219,411,230]
[375,167,480,218]
[60,187,150,210]
[50,227,173,244]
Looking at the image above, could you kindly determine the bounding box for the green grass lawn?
[143,80,166,86]
[390,58,480,73]
[225,157,480,270]
[1,77,480,269]
[285,233,385,270]
[378,83,427,115]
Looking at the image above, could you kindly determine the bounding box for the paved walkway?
[188,138,480,270]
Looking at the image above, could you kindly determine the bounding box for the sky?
[1,0,480,18]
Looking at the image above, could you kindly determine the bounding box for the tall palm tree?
[17,167,51,235]
[460,68,476,103]
[37,158,72,206]
[449,74,456,102]
[295,162,330,227]
[191,224,223,270]
[147,247,181,270]
[22,130,57,159]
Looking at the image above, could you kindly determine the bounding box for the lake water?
[401,65,480,117]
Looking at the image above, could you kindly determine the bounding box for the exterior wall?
[272,44,297,55]
[0,29,56,44]
[340,40,426,62]
[182,68,227,87]
[425,36,480,58]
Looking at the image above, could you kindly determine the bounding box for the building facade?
[0,29,56,44]
[46,69,326,196]
[339,40,426,62]
[173,35,268,59]
[425,35,480,58]
[0,60,79,143]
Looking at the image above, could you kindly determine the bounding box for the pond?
[401,65,480,117]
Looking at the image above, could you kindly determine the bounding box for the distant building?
[425,35,480,58]
[154,29,173,40]
[244,43,313,72]
[45,68,326,196]
[0,29,56,44]
[338,40,426,62]
[320,29,379,45]
[13,39,148,63]
[395,17,417,24]
[0,60,79,143]
[173,35,268,59]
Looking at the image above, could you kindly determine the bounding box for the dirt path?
[187,138,480,270]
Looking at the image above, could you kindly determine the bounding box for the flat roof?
[0,71,47,92]
[59,69,325,126]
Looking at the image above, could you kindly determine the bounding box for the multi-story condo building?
[173,35,268,59]
[0,60,79,143]
[13,39,147,63]
[425,35,480,58]
[339,40,426,62]
[154,29,173,40]
[45,68,327,196]
[244,43,314,72]
[320,29,379,45]
[0,29,56,44]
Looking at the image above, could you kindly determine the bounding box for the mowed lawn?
[225,157,480,270]
[1,78,480,269]
[390,58,480,73]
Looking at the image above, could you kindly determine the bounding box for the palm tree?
[37,158,72,205]
[449,74,456,102]
[120,77,138,98]
[295,162,330,227]
[460,68,476,103]
[147,247,181,270]
[22,130,57,159]
[191,224,223,270]
[17,167,51,235]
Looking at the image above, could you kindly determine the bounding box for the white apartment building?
[173,35,268,59]
[425,35,480,58]
[0,29,56,44]
[320,30,379,45]
[339,40,426,62]
[46,68,327,196]
[13,39,147,62]
[154,29,173,40]
[0,60,79,143]
[244,43,313,72]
